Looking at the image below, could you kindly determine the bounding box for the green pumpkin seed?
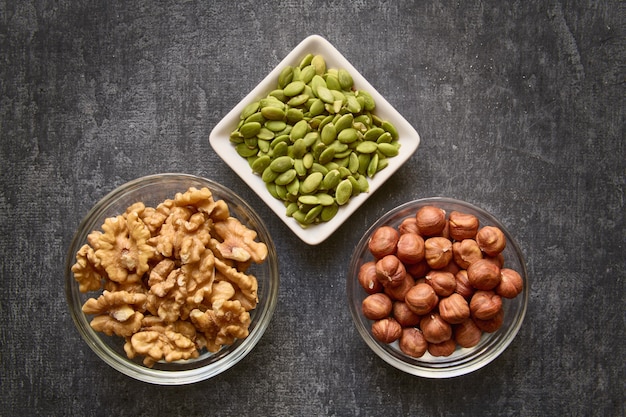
[357,174,369,193]
[266,182,280,199]
[348,152,360,173]
[300,171,323,194]
[337,128,359,144]
[367,153,379,178]
[356,141,378,154]
[286,108,304,124]
[278,66,294,89]
[235,143,258,158]
[304,204,323,224]
[335,179,353,205]
[338,69,353,90]
[272,140,289,157]
[320,203,339,222]
[358,90,376,111]
[303,152,314,169]
[275,169,296,185]
[298,195,319,205]
[286,202,299,217]
[286,177,300,195]
[251,155,271,174]
[257,127,275,140]
[316,86,335,104]
[382,120,399,140]
[241,101,260,120]
[318,147,336,165]
[287,94,309,107]
[364,127,385,142]
[322,169,341,190]
[321,123,337,145]
[262,166,280,183]
[269,155,294,172]
[310,75,326,96]
[284,81,306,97]
[299,65,317,84]
[346,95,361,113]
[299,53,314,68]
[376,131,393,144]
[240,122,262,138]
[325,74,341,91]
[334,113,353,132]
[310,163,329,176]
[258,139,270,153]
[311,55,326,75]
[291,138,307,159]
[269,89,287,102]
[378,142,400,157]
[294,158,307,176]
[290,119,309,141]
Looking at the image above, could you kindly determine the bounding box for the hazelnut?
[483,253,505,268]
[438,293,470,324]
[424,237,453,269]
[476,226,506,256]
[399,327,428,358]
[368,226,399,258]
[454,270,475,300]
[371,317,402,344]
[392,301,421,327]
[467,258,501,290]
[448,211,479,241]
[496,268,523,298]
[384,273,415,301]
[398,217,419,235]
[415,205,446,236]
[396,233,425,264]
[362,293,393,320]
[452,239,483,269]
[427,338,457,357]
[454,318,483,348]
[470,290,503,320]
[375,255,406,288]
[473,308,504,333]
[407,259,430,279]
[420,313,452,344]
[358,261,383,294]
[405,282,439,315]
[425,270,456,296]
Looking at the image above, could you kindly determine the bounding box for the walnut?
[213,217,268,264]
[94,212,155,283]
[71,186,268,367]
[71,244,104,292]
[127,327,199,367]
[190,300,251,353]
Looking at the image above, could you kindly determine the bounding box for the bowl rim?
[347,196,529,378]
[65,173,280,385]
[209,34,420,245]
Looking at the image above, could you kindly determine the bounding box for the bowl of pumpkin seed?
[210,34,420,245]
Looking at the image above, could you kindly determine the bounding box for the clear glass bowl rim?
[346,197,529,378]
[65,173,280,385]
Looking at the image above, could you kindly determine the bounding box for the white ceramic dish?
[209,34,420,245]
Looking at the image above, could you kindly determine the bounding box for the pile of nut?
[358,205,524,358]
[229,53,401,227]
[71,187,269,367]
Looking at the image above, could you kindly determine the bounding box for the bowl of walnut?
[65,173,279,385]
[347,197,529,378]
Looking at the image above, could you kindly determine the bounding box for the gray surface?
[1,0,624,416]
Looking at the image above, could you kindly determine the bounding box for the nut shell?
[362,293,393,320]
[368,226,399,258]
[405,282,439,315]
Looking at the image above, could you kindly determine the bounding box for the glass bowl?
[209,35,420,245]
[347,197,529,378]
[65,173,279,385]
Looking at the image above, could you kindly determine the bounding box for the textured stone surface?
[1,0,624,415]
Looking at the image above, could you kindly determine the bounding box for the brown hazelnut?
[396,233,425,264]
[368,225,399,258]
[476,226,506,256]
[452,239,483,269]
[371,317,402,343]
[420,313,452,344]
[392,301,421,327]
[483,253,505,268]
[454,270,475,300]
[399,327,428,358]
[427,338,457,357]
[398,217,419,235]
[496,268,523,298]
[405,282,439,315]
[473,308,504,333]
[375,255,406,288]
[448,211,479,241]
[438,293,470,324]
[470,290,503,320]
[467,258,501,290]
[362,293,393,320]
[424,237,453,269]
[358,261,383,294]
[425,270,456,296]
[438,260,460,275]
[407,259,430,279]
[384,273,415,301]
[415,205,446,237]
[454,318,483,348]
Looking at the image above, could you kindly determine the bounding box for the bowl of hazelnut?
[65,173,279,385]
[347,197,529,378]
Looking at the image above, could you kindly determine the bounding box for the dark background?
[1,1,624,416]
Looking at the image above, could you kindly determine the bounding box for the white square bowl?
[209,34,420,245]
